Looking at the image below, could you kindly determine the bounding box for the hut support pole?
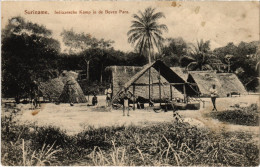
[170,85,172,101]
[159,68,161,106]
[133,84,135,110]
[149,68,151,106]
[183,84,187,103]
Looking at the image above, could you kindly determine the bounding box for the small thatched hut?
[39,78,64,101]
[217,73,247,96]
[39,71,87,103]
[59,76,87,103]
[187,71,247,97]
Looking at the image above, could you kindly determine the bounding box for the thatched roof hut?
[39,78,64,101]
[106,60,197,101]
[105,66,143,97]
[106,65,184,100]
[39,71,87,103]
[217,73,247,96]
[187,71,247,97]
[59,76,87,103]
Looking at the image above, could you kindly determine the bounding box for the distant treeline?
[2,16,259,99]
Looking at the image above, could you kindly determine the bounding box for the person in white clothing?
[105,85,112,106]
[121,88,132,116]
[209,84,218,111]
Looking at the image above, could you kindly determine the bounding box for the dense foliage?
[210,103,259,126]
[1,17,61,99]
[214,42,260,91]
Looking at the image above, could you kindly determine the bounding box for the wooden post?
[158,68,161,106]
[170,84,173,101]
[183,84,187,103]
[133,84,135,110]
[149,68,151,106]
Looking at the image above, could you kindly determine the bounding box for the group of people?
[92,85,133,116]
[90,86,112,107]
[30,80,218,112]
[92,84,218,115]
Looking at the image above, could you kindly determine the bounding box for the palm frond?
[151,12,166,21]
[127,7,167,63]
[127,28,145,36]
[130,21,145,28]
[187,62,199,71]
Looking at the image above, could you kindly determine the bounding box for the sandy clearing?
[13,101,175,135]
[11,95,260,136]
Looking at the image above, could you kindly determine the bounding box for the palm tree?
[127,7,168,64]
[181,39,216,71]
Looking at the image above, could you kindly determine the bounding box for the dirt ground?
[9,95,260,136]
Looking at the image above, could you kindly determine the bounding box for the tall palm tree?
[127,7,168,64]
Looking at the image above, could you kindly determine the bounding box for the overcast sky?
[2,1,259,52]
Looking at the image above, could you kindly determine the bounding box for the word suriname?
[24,10,49,14]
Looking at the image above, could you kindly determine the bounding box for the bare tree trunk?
[87,60,90,81]
[100,63,103,83]
[148,46,151,105]
[149,68,151,105]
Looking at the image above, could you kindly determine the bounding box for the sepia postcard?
[1,1,260,166]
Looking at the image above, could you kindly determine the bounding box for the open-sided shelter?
[109,60,197,103]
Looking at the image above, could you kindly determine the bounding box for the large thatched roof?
[123,60,196,95]
[187,71,247,97]
[106,65,189,101]
[106,60,197,102]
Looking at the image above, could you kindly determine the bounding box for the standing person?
[68,84,74,106]
[30,80,39,109]
[92,94,98,106]
[209,84,218,111]
[121,88,133,116]
[105,85,113,107]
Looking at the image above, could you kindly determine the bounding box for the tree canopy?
[127,7,168,63]
[2,16,61,98]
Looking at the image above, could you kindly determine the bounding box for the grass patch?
[210,103,259,126]
[1,105,259,166]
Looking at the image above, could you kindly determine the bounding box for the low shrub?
[210,103,259,126]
